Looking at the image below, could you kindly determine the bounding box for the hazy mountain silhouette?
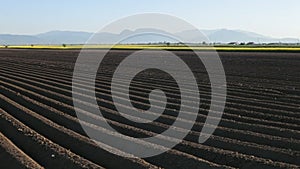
[0,29,299,45]
[36,31,93,44]
[0,34,45,44]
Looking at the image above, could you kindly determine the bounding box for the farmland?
[0,49,299,169]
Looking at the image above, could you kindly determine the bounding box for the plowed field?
[0,49,299,169]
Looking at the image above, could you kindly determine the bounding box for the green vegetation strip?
[1,45,300,52]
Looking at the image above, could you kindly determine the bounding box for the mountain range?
[0,29,299,45]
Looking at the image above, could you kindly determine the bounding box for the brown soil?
[0,49,299,169]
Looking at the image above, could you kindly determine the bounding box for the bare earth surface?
[0,49,299,169]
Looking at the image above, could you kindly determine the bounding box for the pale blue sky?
[0,0,299,38]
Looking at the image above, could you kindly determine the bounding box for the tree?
[62,44,66,47]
